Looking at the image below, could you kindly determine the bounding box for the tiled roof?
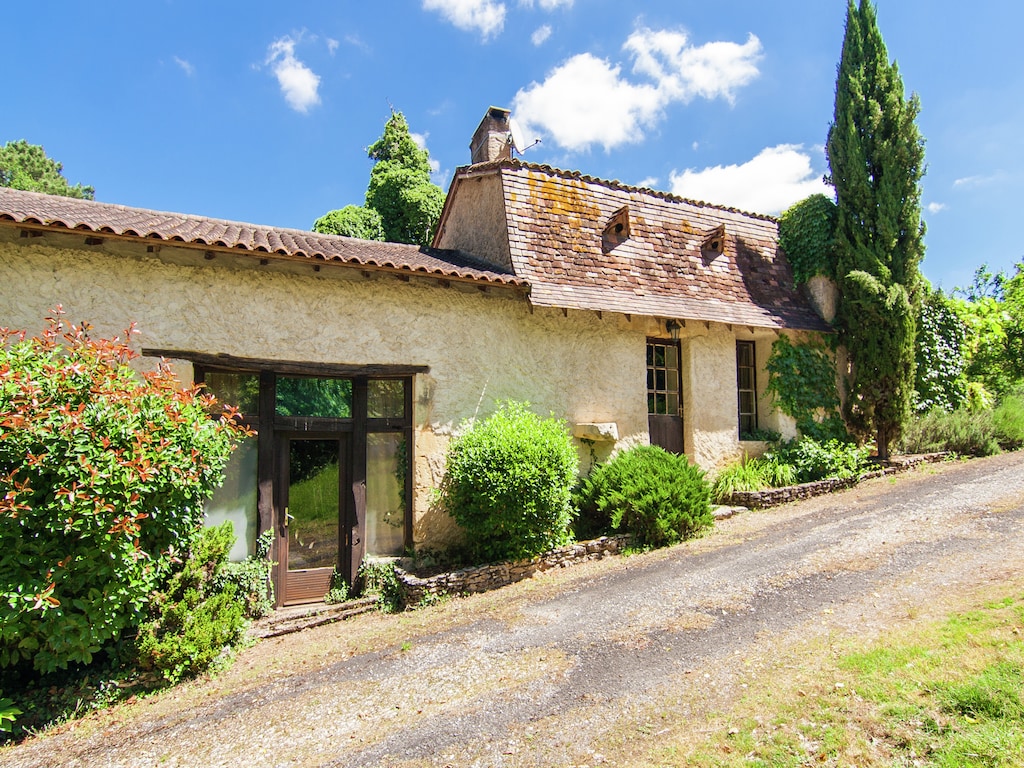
[0,187,525,287]
[451,159,830,332]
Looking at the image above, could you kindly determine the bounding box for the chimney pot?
[470,106,512,164]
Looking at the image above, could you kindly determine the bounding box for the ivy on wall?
[764,334,847,442]
[777,193,838,285]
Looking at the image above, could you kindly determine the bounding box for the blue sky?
[3,1,1020,291]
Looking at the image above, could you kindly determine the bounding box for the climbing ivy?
[914,288,968,413]
[777,193,837,285]
[764,335,847,442]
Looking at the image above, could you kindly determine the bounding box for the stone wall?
[727,452,949,508]
[394,535,631,605]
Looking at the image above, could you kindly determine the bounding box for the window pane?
[204,435,259,561]
[656,369,666,391]
[667,369,679,392]
[654,345,665,367]
[648,394,657,414]
[276,377,352,418]
[204,372,260,415]
[656,393,667,414]
[738,368,754,390]
[287,439,340,570]
[739,391,755,414]
[667,393,679,415]
[368,379,405,419]
[647,368,655,390]
[366,433,406,556]
[665,345,678,368]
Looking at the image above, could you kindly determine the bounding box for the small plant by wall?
[440,401,578,564]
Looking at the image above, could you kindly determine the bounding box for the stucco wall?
[0,234,651,547]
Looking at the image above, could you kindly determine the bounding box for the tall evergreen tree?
[364,112,445,247]
[826,0,926,459]
[312,111,444,248]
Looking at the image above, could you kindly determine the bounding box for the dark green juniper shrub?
[440,401,578,564]
[135,523,249,684]
[574,445,713,549]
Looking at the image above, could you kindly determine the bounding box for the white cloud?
[531,24,552,46]
[512,27,761,152]
[513,53,663,152]
[423,0,506,40]
[266,36,321,113]
[173,56,195,77]
[635,176,660,190]
[625,28,761,104]
[326,38,340,55]
[669,144,830,215]
[927,202,947,214]
[411,132,442,174]
[954,173,1001,188]
[519,0,573,8]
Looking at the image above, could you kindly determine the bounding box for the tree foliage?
[0,140,94,200]
[825,0,926,459]
[312,111,444,248]
[312,205,384,241]
[0,311,243,672]
[914,287,968,413]
[777,193,838,285]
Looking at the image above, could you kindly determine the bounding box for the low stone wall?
[727,452,949,509]
[394,535,632,605]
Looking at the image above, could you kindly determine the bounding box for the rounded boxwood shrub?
[575,445,713,548]
[440,401,578,564]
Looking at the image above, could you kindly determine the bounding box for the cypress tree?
[826,0,926,460]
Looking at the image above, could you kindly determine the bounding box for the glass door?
[279,436,349,605]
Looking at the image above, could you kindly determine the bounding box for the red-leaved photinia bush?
[0,309,245,672]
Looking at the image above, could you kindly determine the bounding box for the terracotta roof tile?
[451,159,828,332]
[0,187,525,288]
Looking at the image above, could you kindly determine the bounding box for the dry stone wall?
[394,535,631,605]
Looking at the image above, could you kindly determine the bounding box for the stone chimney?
[470,106,512,164]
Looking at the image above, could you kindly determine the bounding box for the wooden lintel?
[142,348,430,378]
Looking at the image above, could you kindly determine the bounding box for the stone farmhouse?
[0,108,831,605]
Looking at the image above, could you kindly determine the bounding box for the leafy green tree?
[0,140,94,200]
[364,112,445,247]
[914,287,968,413]
[312,205,384,241]
[825,0,926,459]
[312,112,444,247]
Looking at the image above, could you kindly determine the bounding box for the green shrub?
[899,409,1000,456]
[899,392,1024,456]
[575,445,713,549]
[991,391,1024,450]
[358,559,402,612]
[440,401,578,564]
[711,454,797,502]
[0,693,20,734]
[0,312,243,673]
[772,438,872,483]
[211,529,275,619]
[135,523,249,684]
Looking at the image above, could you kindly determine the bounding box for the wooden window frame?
[736,340,758,437]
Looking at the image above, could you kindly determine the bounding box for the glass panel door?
[281,437,347,604]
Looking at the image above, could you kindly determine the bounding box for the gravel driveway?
[5,452,1024,768]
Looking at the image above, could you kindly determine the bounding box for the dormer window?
[702,224,725,255]
[601,206,630,253]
